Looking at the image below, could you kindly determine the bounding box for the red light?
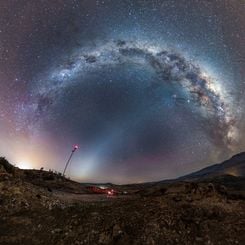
[74,145,79,149]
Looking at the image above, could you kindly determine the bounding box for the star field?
[0,0,244,183]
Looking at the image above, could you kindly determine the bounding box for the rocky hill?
[180,152,245,180]
[0,156,245,244]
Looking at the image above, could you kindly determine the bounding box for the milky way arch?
[21,40,236,151]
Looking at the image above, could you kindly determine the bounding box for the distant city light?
[18,161,32,169]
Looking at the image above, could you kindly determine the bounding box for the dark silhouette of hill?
[179,152,245,180]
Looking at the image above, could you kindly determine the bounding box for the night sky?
[0,0,244,183]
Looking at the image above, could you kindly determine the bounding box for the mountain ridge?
[178,152,245,181]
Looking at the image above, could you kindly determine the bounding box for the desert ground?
[0,157,245,245]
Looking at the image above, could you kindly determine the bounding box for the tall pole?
[62,145,78,177]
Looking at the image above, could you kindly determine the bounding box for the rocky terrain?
[0,154,245,245]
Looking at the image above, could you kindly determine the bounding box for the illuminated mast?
[62,145,79,177]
